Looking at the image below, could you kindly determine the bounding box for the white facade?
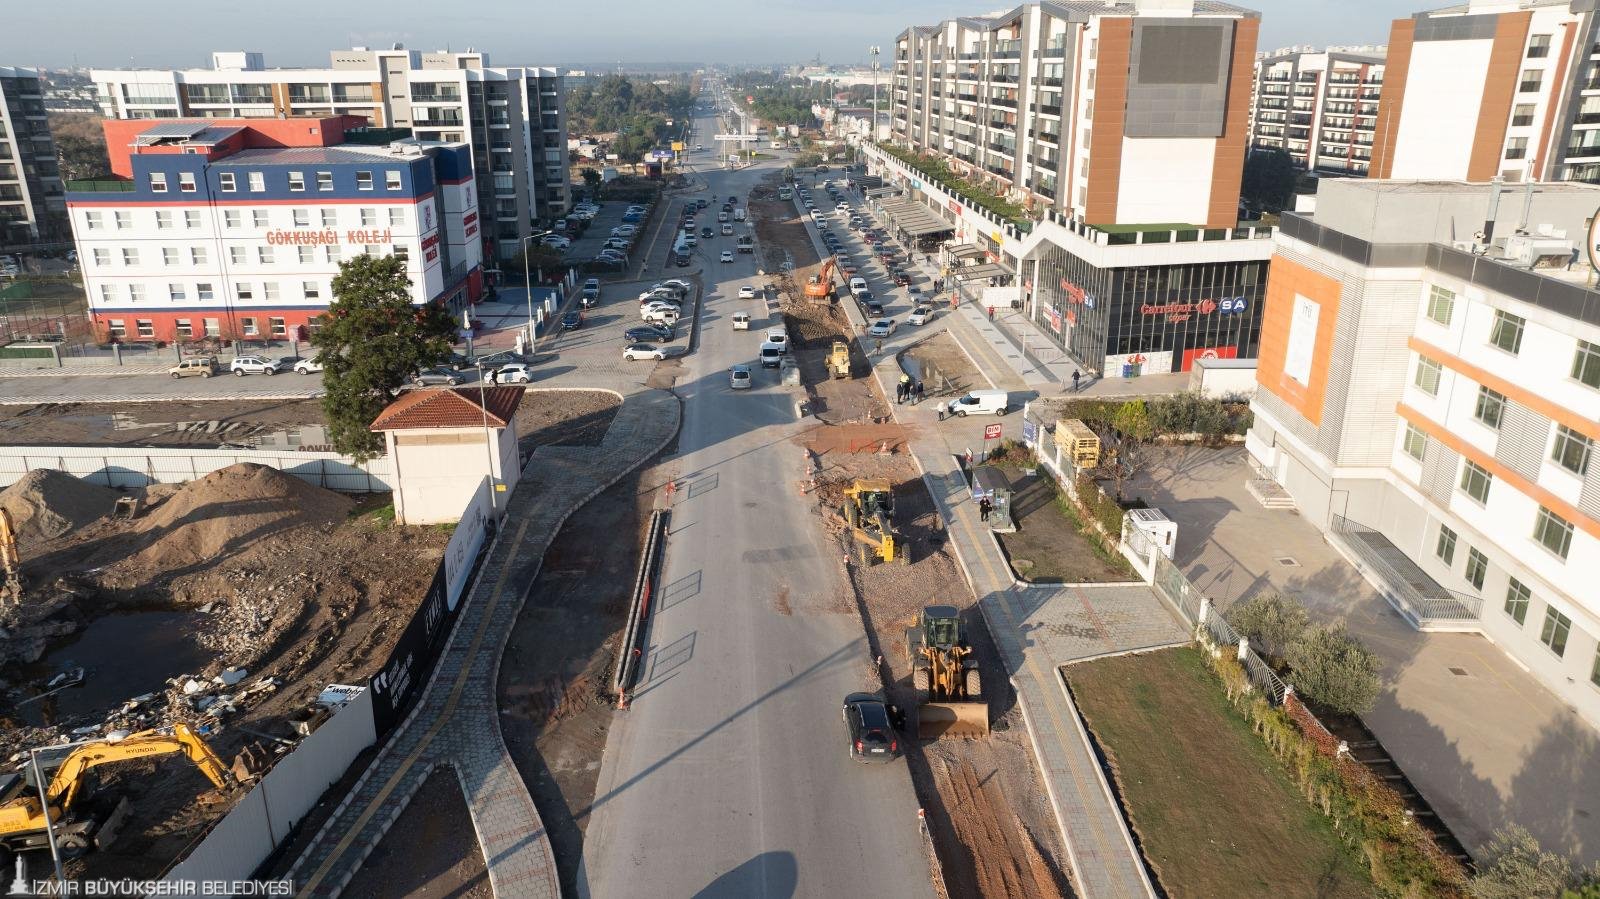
[383,422,518,526]
[1249,48,1385,175]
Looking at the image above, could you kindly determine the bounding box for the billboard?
[1180,345,1239,371]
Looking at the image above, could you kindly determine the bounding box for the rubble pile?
[0,469,118,544]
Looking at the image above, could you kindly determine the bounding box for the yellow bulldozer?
[906,606,988,738]
[827,340,851,379]
[0,722,252,858]
[841,479,908,566]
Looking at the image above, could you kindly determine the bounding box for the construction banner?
[368,562,456,735]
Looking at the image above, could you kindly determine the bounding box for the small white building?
[370,385,523,525]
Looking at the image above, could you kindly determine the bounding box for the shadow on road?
[691,850,799,899]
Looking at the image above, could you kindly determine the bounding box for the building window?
[1414,356,1443,395]
[155,210,173,230]
[1436,523,1458,566]
[1504,137,1529,160]
[292,209,310,227]
[219,172,236,192]
[106,319,125,339]
[288,171,305,192]
[191,246,207,265]
[179,172,196,192]
[325,245,341,263]
[1460,460,1493,504]
[1474,386,1507,429]
[303,281,320,299]
[356,171,373,190]
[92,248,110,267]
[240,316,258,336]
[168,283,186,302]
[298,246,315,264]
[237,283,254,301]
[1465,547,1488,590]
[128,284,144,302]
[1519,69,1543,92]
[1572,340,1600,389]
[1528,33,1552,58]
[392,245,409,262]
[389,207,406,226]
[269,316,287,336]
[135,319,154,338]
[1533,506,1574,559]
[1505,577,1531,626]
[360,208,378,226]
[229,247,246,265]
[184,210,200,229]
[385,170,402,190]
[1425,285,1455,325]
[1540,606,1572,657]
[1552,425,1593,476]
[196,283,214,300]
[258,246,274,264]
[203,317,220,336]
[262,282,279,301]
[252,209,269,228]
[85,211,102,230]
[364,245,380,257]
[248,171,265,192]
[150,172,168,193]
[1489,310,1525,354]
[1511,104,1536,127]
[114,211,131,230]
[321,208,337,227]
[316,171,333,191]
[175,318,192,338]
[224,210,242,229]
[162,247,178,266]
[122,248,139,266]
[1403,422,1428,460]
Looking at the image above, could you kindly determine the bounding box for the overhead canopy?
[946,244,985,260]
[879,198,955,237]
[953,263,1012,281]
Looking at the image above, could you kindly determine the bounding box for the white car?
[540,236,571,249]
[849,277,870,297]
[611,225,638,237]
[730,364,752,390]
[293,355,324,374]
[908,306,933,326]
[493,362,534,384]
[867,318,897,338]
[623,343,668,361]
[640,301,680,319]
[720,251,735,263]
[230,355,291,376]
[737,285,757,299]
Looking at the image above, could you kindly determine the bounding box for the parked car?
[945,389,1010,417]
[168,356,217,378]
[230,355,290,376]
[562,311,583,330]
[293,355,324,375]
[862,300,884,318]
[729,364,752,390]
[908,306,933,326]
[493,362,534,384]
[623,343,668,361]
[625,325,674,343]
[842,692,900,762]
[611,225,638,237]
[603,237,631,250]
[476,350,528,368]
[867,318,896,338]
[581,278,601,306]
[849,277,870,297]
[412,366,464,387]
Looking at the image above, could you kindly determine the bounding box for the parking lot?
[560,198,643,270]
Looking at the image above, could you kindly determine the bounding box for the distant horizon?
[9,0,1418,72]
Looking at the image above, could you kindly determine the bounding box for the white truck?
[733,207,747,222]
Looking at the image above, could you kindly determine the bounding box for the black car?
[625,325,673,343]
[842,692,900,762]
[562,311,583,330]
[863,300,885,318]
[701,226,714,238]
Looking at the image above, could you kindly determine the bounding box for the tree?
[1226,592,1309,664]
[49,112,110,180]
[1241,148,1298,214]
[514,243,566,282]
[311,255,457,461]
[1285,624,1382,715]
[1470,825,1577,899]
[581,168,602,193]
[1112,399,1152,442]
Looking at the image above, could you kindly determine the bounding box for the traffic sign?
[984,423,1002,440]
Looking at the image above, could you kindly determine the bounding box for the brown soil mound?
[0,469,118,544]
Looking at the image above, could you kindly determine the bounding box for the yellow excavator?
[0,507,23,604]
[842,479,908,565]
[0,723,249,858]
[804,257,839,301]
[906,606,988,738]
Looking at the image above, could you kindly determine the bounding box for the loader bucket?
[917,700,989,739]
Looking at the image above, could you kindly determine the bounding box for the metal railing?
[1151,555,1288,703]
[1330,516,1484,625]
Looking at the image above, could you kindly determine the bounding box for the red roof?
[370,386,524,432]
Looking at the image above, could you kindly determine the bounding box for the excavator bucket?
[917,701,989,739]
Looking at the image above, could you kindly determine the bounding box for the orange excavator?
[804,257,839,302]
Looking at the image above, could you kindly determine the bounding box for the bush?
[1075,472,1129,539]
[1286,624,1382,715]
[1112,399,1152,441]
[1470,825,1577,899]
[1226,592,1309,664]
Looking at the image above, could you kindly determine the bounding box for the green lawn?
[1067,647,1372,899]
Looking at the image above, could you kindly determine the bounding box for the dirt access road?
[0,398,324,448]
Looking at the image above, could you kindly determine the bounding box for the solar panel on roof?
[134,121,215,144]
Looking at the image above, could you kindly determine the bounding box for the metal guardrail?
[614,507,669,702]
[1331,515,1483,625]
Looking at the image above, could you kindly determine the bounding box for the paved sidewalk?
[288,380,680,897]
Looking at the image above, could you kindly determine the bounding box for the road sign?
[984,423,1002,440]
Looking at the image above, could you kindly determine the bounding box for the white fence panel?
[0,446,392,492]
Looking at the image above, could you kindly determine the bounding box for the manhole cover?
[1449,667,1469,677]
[1275,556,1300,567]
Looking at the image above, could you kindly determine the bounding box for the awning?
[879,198,954,237]
[864,186,901,199]
[953,263,1012,281]
[947,244,985,260]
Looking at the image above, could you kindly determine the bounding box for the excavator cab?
[841,479,908,565]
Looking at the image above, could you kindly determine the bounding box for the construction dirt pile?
[0,469,119,545]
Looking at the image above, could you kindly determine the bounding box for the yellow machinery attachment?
[841,479,908,565]
[0,507,21,603]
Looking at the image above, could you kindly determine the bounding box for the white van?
[945,389,1009,417]
[849,277,869,297]
[765,325,788,347]
[758,341,784,368]
[732,312,751,330]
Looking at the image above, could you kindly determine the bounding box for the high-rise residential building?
[0,66,67,244]
[91,49,568,263]
[66,116,483,344]
[1248,48,1386,176]
[1371,0,1600,183]
[892,0,1259,228]
[1249,177,1600,726]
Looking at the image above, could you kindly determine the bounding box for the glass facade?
[1030,242,1268,375]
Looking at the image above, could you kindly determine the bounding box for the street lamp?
[870,46,881,142]
[475,361,499,512]
[519,234,538,354]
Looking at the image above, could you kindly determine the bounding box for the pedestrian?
[987,305,995,321]
[979,496,993,522]
[914,380,924,405]
[1072,369,1081,393]
[875,337,884,355]
[896,380,905,404]
[925,253,932,266]
[937,403,947,422]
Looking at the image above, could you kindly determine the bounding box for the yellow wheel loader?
[841,479,909,566]
[906,606,988,738]
[828,340,851,379]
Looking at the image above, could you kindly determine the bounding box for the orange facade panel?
[1371,19,1414,179]
[1207,17,1257,228]
[1256,254,1343,427]
[1086,18,1131,225]
[1408,336,1600,446]
[1467,11,1532,181]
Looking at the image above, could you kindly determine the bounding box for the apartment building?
[1249,48,1386,176]
[892,0,1259,228]
[66,116,482,344]
[1249,177,1600,725]
[91,49,568,263]
[1371,0,1600,183]
[0,66,66,244]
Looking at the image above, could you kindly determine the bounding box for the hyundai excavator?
[804,257,839,302]
[0,507,23,606]
[0,723,250,858]
[906,606,989,738]
[841,479,908,566]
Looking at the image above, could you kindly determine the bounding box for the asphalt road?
[579,111,936,899]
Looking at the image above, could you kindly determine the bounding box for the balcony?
[288,88,330,103]
[1039,76,1063,88]
[990,74,1018,84]
[958,73,979,81]
[412,87,462,102]
[1030,128,1059,145]
[1037,105,1062,117]
[987,142,1015,156]
[991,97,1017,110]
[1568,142,1600,158]
[231,89,273,105]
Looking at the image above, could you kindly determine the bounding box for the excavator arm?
[47,723,236,813]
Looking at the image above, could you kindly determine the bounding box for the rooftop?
[370,386,524,432]
[211,145,427,166]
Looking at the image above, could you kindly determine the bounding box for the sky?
[7,0,1419,71]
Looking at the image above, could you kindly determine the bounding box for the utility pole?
[870,46,881,143]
